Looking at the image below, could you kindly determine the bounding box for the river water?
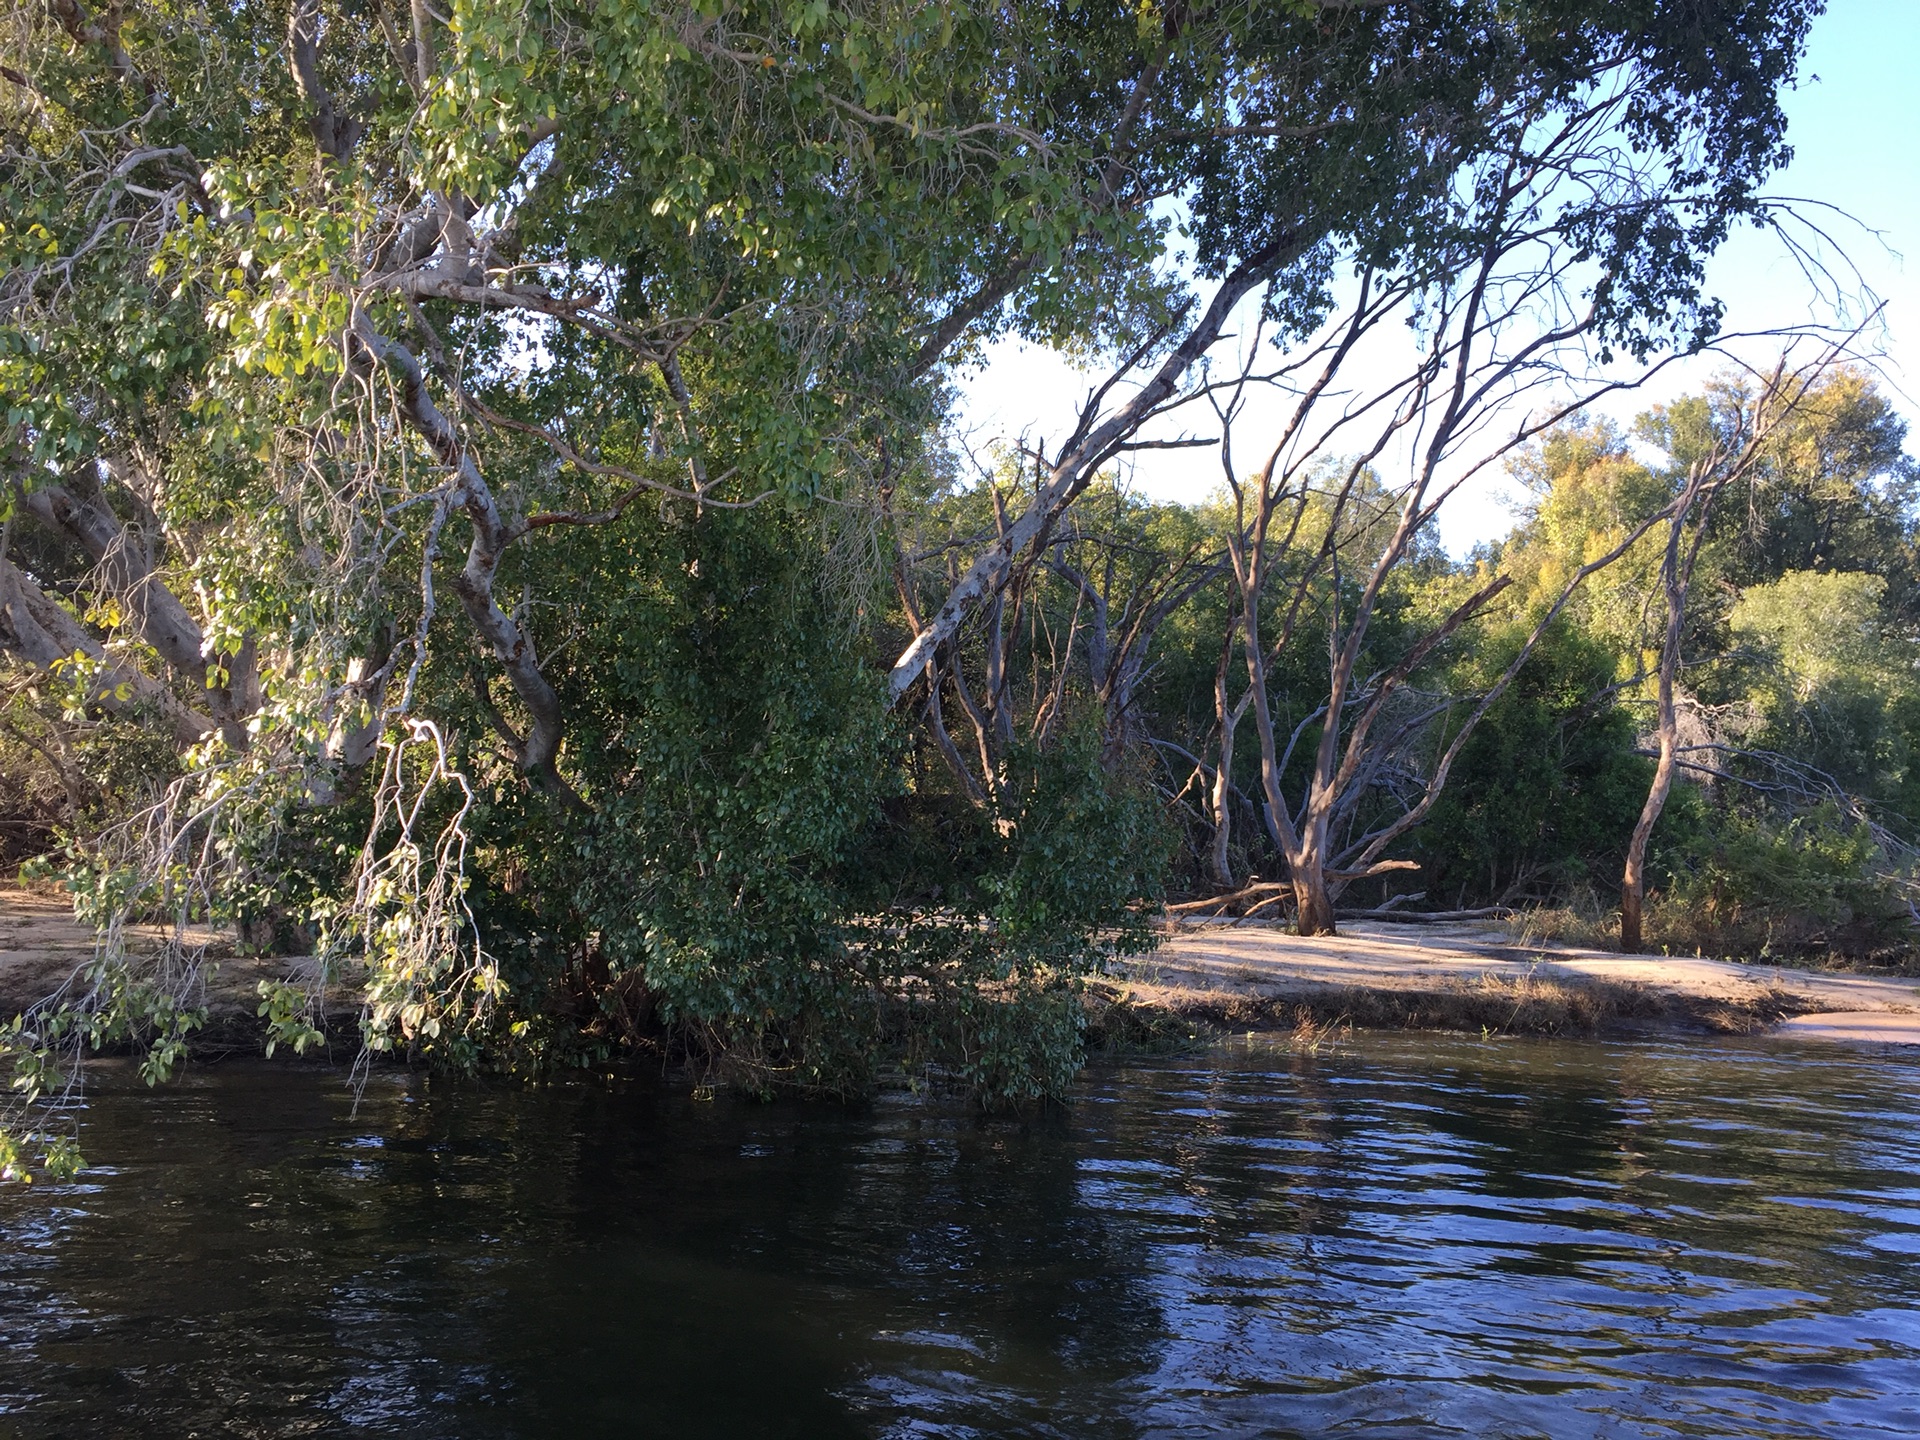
[1,1032,1917,1438]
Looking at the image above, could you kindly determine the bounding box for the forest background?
[2,0,1915,1177]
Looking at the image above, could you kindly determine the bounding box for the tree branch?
[287,0,364,162]
[0,552,212,746]
[347,308,581,805]
[887,233,1301,705]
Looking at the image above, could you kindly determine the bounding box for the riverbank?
[1104,918,1920,1046]
[7,885,1920,1052]
[0,886,352,1049]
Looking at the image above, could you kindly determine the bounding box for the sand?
[7,885,1920,1049]
[0,886,343,1041]
[1115,917,1920,1046]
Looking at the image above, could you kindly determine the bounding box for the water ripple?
[0,1034,1916,1437]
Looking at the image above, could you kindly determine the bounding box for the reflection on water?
[1,1033,1918,1438]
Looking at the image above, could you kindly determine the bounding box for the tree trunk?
[1209,617,1239,888]
[349,310,577,803]
[1620,746,1676,953]
[1622,453,1722,953]
[1292,861,1336,937]
[1621,670,1679,953]
[1209,729,1239,889]
[19,476,259,746]
[0,553,214,746]
[1618,870,1644,954]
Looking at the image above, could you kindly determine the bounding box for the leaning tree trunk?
[886,238,1298,705]
[1618,360,1831,950]
[1209,616,1242,888]
[1621,626,1681,953]
[1622,457,1713,952]
[1620,714,1681,952]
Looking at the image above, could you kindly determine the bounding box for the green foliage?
[1732,569,1893,689]
[398,509,1174,1104]
[0,1129,83,1186]
[1696,370,1920,610]
[981,726,1169,958]
[564,507,900,1089]
[1414,624,1652,907]
[1655,803,1913,961]
[0,953,205,1183]
[0,0,1862,1151]
[868,722,1170,1104]
[257,979,325,1058]
[1,960,206,1090]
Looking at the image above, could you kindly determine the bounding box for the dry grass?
[1502,899,1747,958]
[1287,1006,1351,1054]
[1502,905,1619,951]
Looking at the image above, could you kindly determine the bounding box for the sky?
[954,1,1920,555]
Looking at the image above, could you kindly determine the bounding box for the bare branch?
[887,232,1303,704]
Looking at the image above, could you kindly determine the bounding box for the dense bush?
[1412,624,1652,908]
[310,510,1172,1103]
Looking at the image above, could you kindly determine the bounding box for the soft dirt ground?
[1114,918,1920,1046]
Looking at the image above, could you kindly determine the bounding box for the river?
[1,1032,1916,1437]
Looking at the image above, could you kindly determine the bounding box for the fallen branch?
[1336,905,1515,923]
[1164,880,1292,914]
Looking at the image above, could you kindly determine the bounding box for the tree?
[1409,621,1651,909]
[1189,73,1818,935]
[1618,348,1859,951]
[887,0,1824,705]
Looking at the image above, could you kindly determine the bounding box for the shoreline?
[0,887,356,1052]
[8,887,1920,1057]
[1101,918,1920,1048]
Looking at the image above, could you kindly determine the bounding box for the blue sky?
[1704,0,1917,404]
[956,1,1920,552]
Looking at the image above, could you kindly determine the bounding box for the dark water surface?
[2,1033,1918,1438]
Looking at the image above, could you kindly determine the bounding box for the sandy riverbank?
[1108,918,1920,1046]
[8,885,1920,1049]
[0,887,347,1045]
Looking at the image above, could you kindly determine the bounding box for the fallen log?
[1337,906,1515,923]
